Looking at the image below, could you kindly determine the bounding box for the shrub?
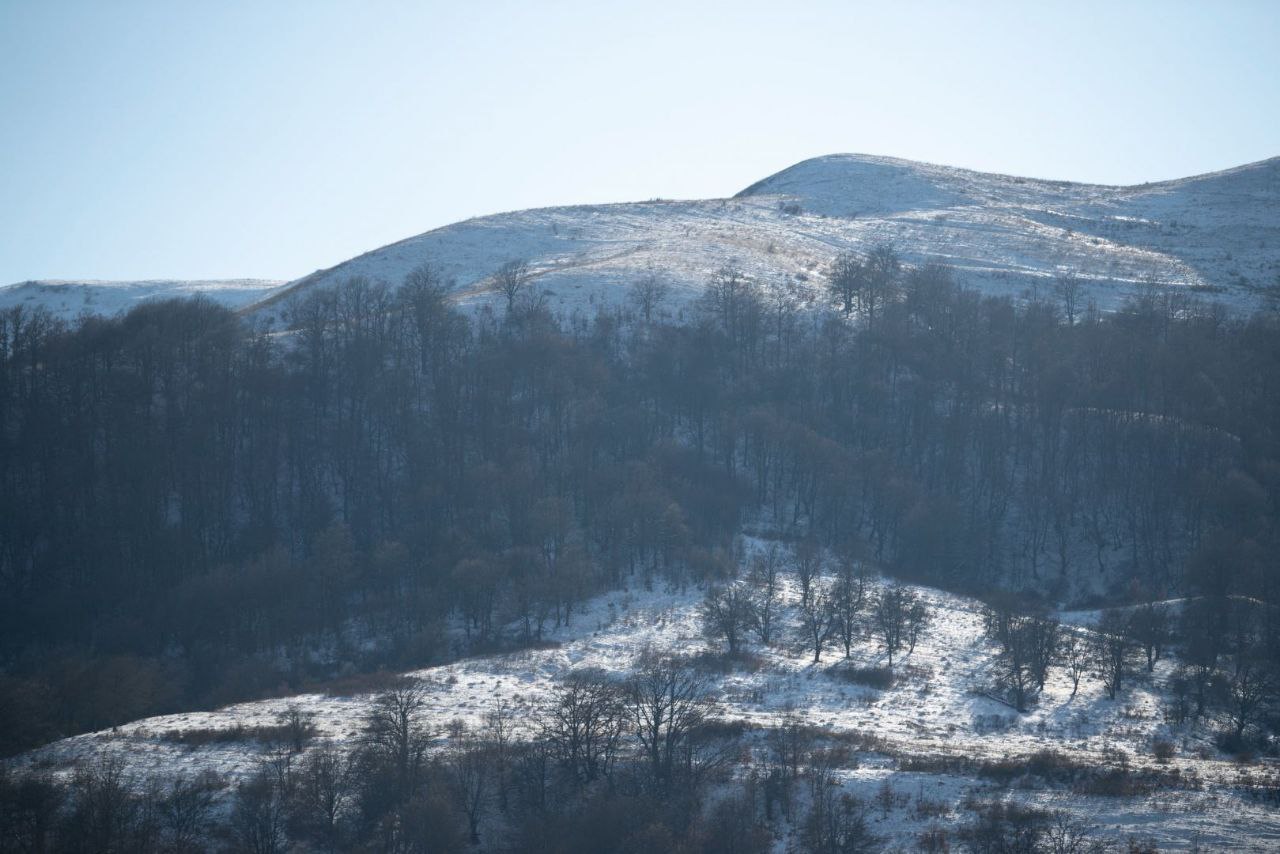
[1076,767,1148,797]
[957,801,1052,852]
[918,825,949,853]
[694,718,754,741]
[1214,729,1264,759]
[316,671,413,698]
[160,721,313,748]
[972,713,1017,734]
[825,664,894,690]
[913,796,951,820]
[686,649,765,674]
[1152,738,1175,763]
[898,755,971,775]
[977,750,1085,786]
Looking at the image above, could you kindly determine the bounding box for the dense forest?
[2,251,1278,761]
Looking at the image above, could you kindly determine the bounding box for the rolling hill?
[5,154,1277,323]
[258,153,1280,321]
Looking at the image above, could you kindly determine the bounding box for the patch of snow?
[0,279,287,322]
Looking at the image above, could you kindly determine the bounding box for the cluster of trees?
[952,801,1114,854]
[2,243,1278,755]
[702,543,931,667]
[827,246,900,324]
[983,604,1066,711]
[1169,594,1279,749]
[983,594,1278,748]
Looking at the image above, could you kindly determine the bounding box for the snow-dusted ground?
[0,279,286,321]
[13,558,1280,850]
[255,153,1280,323]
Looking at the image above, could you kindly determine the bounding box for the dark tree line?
[2,248,1279,755]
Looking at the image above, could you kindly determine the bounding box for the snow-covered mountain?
[0,279,285,321]
[5,154,1277,323]
[257,153,1280,321]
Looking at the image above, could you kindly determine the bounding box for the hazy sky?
[1,1,1277,284]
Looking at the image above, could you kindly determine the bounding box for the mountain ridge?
[740,151,1280,196]
[5,154,1277,321]
[256,151,1277,320]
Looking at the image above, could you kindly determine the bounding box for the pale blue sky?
[1,0,1276,284]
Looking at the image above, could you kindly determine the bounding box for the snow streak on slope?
[0,279,287,321]
[13,566,1280,850]
[256,154,1279,321]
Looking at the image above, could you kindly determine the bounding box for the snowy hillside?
[255,154,1280,321]
[14,562,1279,851]
[0,279,286,321]
[8,156,1276,324]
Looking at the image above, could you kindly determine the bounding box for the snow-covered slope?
[0,279,286,321]
[10,156,1276,324]
[13,563,1278,850]
[256,154,1280,321]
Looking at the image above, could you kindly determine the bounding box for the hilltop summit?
[258,152,1279,320]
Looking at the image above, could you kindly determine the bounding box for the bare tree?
[767,714,813,783]
[748,545,783,645]
[540,671,626,787]
[799,580,837,663]
[986,608,1057,710]
[1228,658,1275,741]
[701,583,755,654]
[403,262,444,299]
[1043,810,1103,854]
[158,773,219,853]
[1029,617,1059,690]
[1053,273,1084,326]
[484,699,516,812]
[1129,601,1169,673]
[861,243,901,326]
[871,585,921,668]
[832,559,868,658]
[828,251,863,315]
[291,745,353,848]
[793,539,823,608]
[625,659,715,795]
[701,263,759,348]
[1059,631,1089,698]
[905,597,932,657]
[628,271,670,324]
[802,787,878,854]
[230,771,286,854]
[64,757,142,853]
[986,611,1039,712]
[1091,610,1137,700]
[275,704,316,754]
[495,259,531,313]
[444,720,491,845]
[361,684,433,798]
